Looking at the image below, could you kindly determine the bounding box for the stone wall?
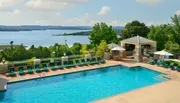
[0,63,8,74]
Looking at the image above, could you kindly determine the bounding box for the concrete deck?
[94,61,180,103]
[1,60,180,103]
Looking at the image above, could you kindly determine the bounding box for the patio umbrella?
[108,43,120,49]
[154,50,173,56]
[111,47,126,51]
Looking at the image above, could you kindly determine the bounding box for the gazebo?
[121,35,157,62]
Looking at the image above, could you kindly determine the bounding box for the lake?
[0,30,90,47]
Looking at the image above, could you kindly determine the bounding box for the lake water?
[0,30,90,47]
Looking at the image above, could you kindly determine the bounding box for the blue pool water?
[0,65,167,103]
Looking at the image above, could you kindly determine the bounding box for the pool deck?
[1,60,180,103]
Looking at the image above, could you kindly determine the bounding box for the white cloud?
[109,20,127,26]
[25,0,89,11]
[8,9,22,16]
[97,6,111,16]
[136,0,164,5]
[25,0,69,10]
[175,10,180,15]
[0,0,23,9]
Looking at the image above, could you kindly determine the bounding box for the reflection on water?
[0,92,5,101]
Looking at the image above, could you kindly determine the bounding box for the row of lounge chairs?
[150,59,180,72]
[8,57,105,76]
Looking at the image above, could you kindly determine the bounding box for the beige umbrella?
[154,50,173,56]
[111,47,126,51]
[108,43,120,49]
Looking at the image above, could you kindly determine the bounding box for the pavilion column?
[151,43,157,52]
[121,42,126,58]
[135,43,143,62]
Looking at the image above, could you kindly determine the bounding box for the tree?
[171,15,180,45]
[70,43,82,55]
[120,20,150,40]
[80,45,89,56]
[89,22,118,45]
[96,40,107,57]
[165,41,180,54]
[148,25,170,50]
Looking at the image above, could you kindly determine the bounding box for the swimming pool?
[0,65,167,103]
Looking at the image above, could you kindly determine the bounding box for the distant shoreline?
[53,31,91,36]
[0,29,91,32]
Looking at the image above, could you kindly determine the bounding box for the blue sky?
[0,0,179,26]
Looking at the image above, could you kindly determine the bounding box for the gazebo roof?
[121,35,156,44]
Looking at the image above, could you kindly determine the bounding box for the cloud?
[175,10,180,15]
[136,0,164,5]
[109,20,127,26]
[97,6,111,16]
[0,0,23,9]
[8,9,22,16]
[25,0,88,11]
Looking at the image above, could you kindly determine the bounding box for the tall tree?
[148,25,170,51]
[171,15,180,45]
[89,22,117,45]
[120,20,150,40]
[70,43,82,55]
[165,41,180,54]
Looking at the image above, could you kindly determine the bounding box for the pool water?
[0,65,167,103]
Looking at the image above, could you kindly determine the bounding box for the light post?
[64,40,67,57]
[10,41,14,63]
[2,57,5,64]
[10,41,13,49]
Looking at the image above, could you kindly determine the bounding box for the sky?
[0,0,179,26]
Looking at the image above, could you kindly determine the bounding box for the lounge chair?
[75,59,84,66]
[18,66,25,75]
[162,61,170,68]
[68,60,76,67]
[170,62,178,70]
[27,65,34,74]
[97,57,105,63]
[81,59,89,65]
[156,59,163,66]
[57,62,63,69]
[150,59,157,65]
[49,63,58,70]
[42,63,49,72]
[8,67,16,76]
[64,61,71,68]
[87,58,96,65]
[176,66,180,72]
[91,57,99,64]
[34,64,41,73]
